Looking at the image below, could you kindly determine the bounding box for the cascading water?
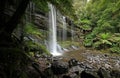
[62,16,69,52]
[48,3,62,56]
[70,22,79,50]
[62,16,67,41]
[71,22,74,42]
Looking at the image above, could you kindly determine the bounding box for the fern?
[99,33,111,39]
[93,33,112,49]
[84,39,93,47]
[24,22,43,38]
[110,47,120,54]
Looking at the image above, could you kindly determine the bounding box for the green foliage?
[80,19,92,30]
[109,33,120,53]
[74,0,120,53]
[49,0,74,17]
[84,39,93,47]
[37,43,50,55]
[60,41,80,48]
[24,23,43,38]
[24,22,50,55]
[32,0,74,17]
[110,47,120,54]
[93,33,112,49]
[25,40,50,55]
[99,33,111,40]
[81,19,92,25]
[109,33,120,42]
[81,25,91,31]
[83,34,95,47]
[93,40,112,49]
[33,0,49,12]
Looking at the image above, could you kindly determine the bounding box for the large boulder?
[27,65,41,78]
[81,70,100,78]
[51,60,69,75]
[69,66,84,75]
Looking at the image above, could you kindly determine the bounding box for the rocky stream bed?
[27,47,120,78]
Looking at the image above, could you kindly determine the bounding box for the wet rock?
[97,67,111,78]
[34,54,41,58]
[43,67,53,78]
[114,60,120,69]
[78,62,86,69]
[78,61,93,70]
[62,75,71,78]
[85,63,93,69]
[46,56,53,62]
[81,70,99,78]
[27,66,41,78]
[41,53,48,58]
[104,54,109,57]
[53,56,63,61]
[69,65,84,75]
[104,63,112,69]
[71,45,78,50]
[63,48,69,52]
[68,58,79,67]
[51,60,68,75]
[110,70,120,78]
[69,73,78,78]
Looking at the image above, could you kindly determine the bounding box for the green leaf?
[81,25,92,30]
[110,47,120,53]
[99,33,110,39]
[84,39,93,47]
[101,40,112,45]
[24,23,43,38]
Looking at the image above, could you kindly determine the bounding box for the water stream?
[48,3,62,56]
[62,16,67,41]
[71,21,74,42]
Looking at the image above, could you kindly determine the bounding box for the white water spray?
[48,3,62,56]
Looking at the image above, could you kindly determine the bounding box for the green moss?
[59,41,80,48]
[25,40,50,55]
[37,43,50,55]
[24,23,43,38]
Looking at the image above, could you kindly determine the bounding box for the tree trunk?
[4,0,30,34]
[0,0,30,47]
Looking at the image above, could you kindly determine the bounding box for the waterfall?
[62,16,67,41]
[71,21,74,42]
[48,3,62,56]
